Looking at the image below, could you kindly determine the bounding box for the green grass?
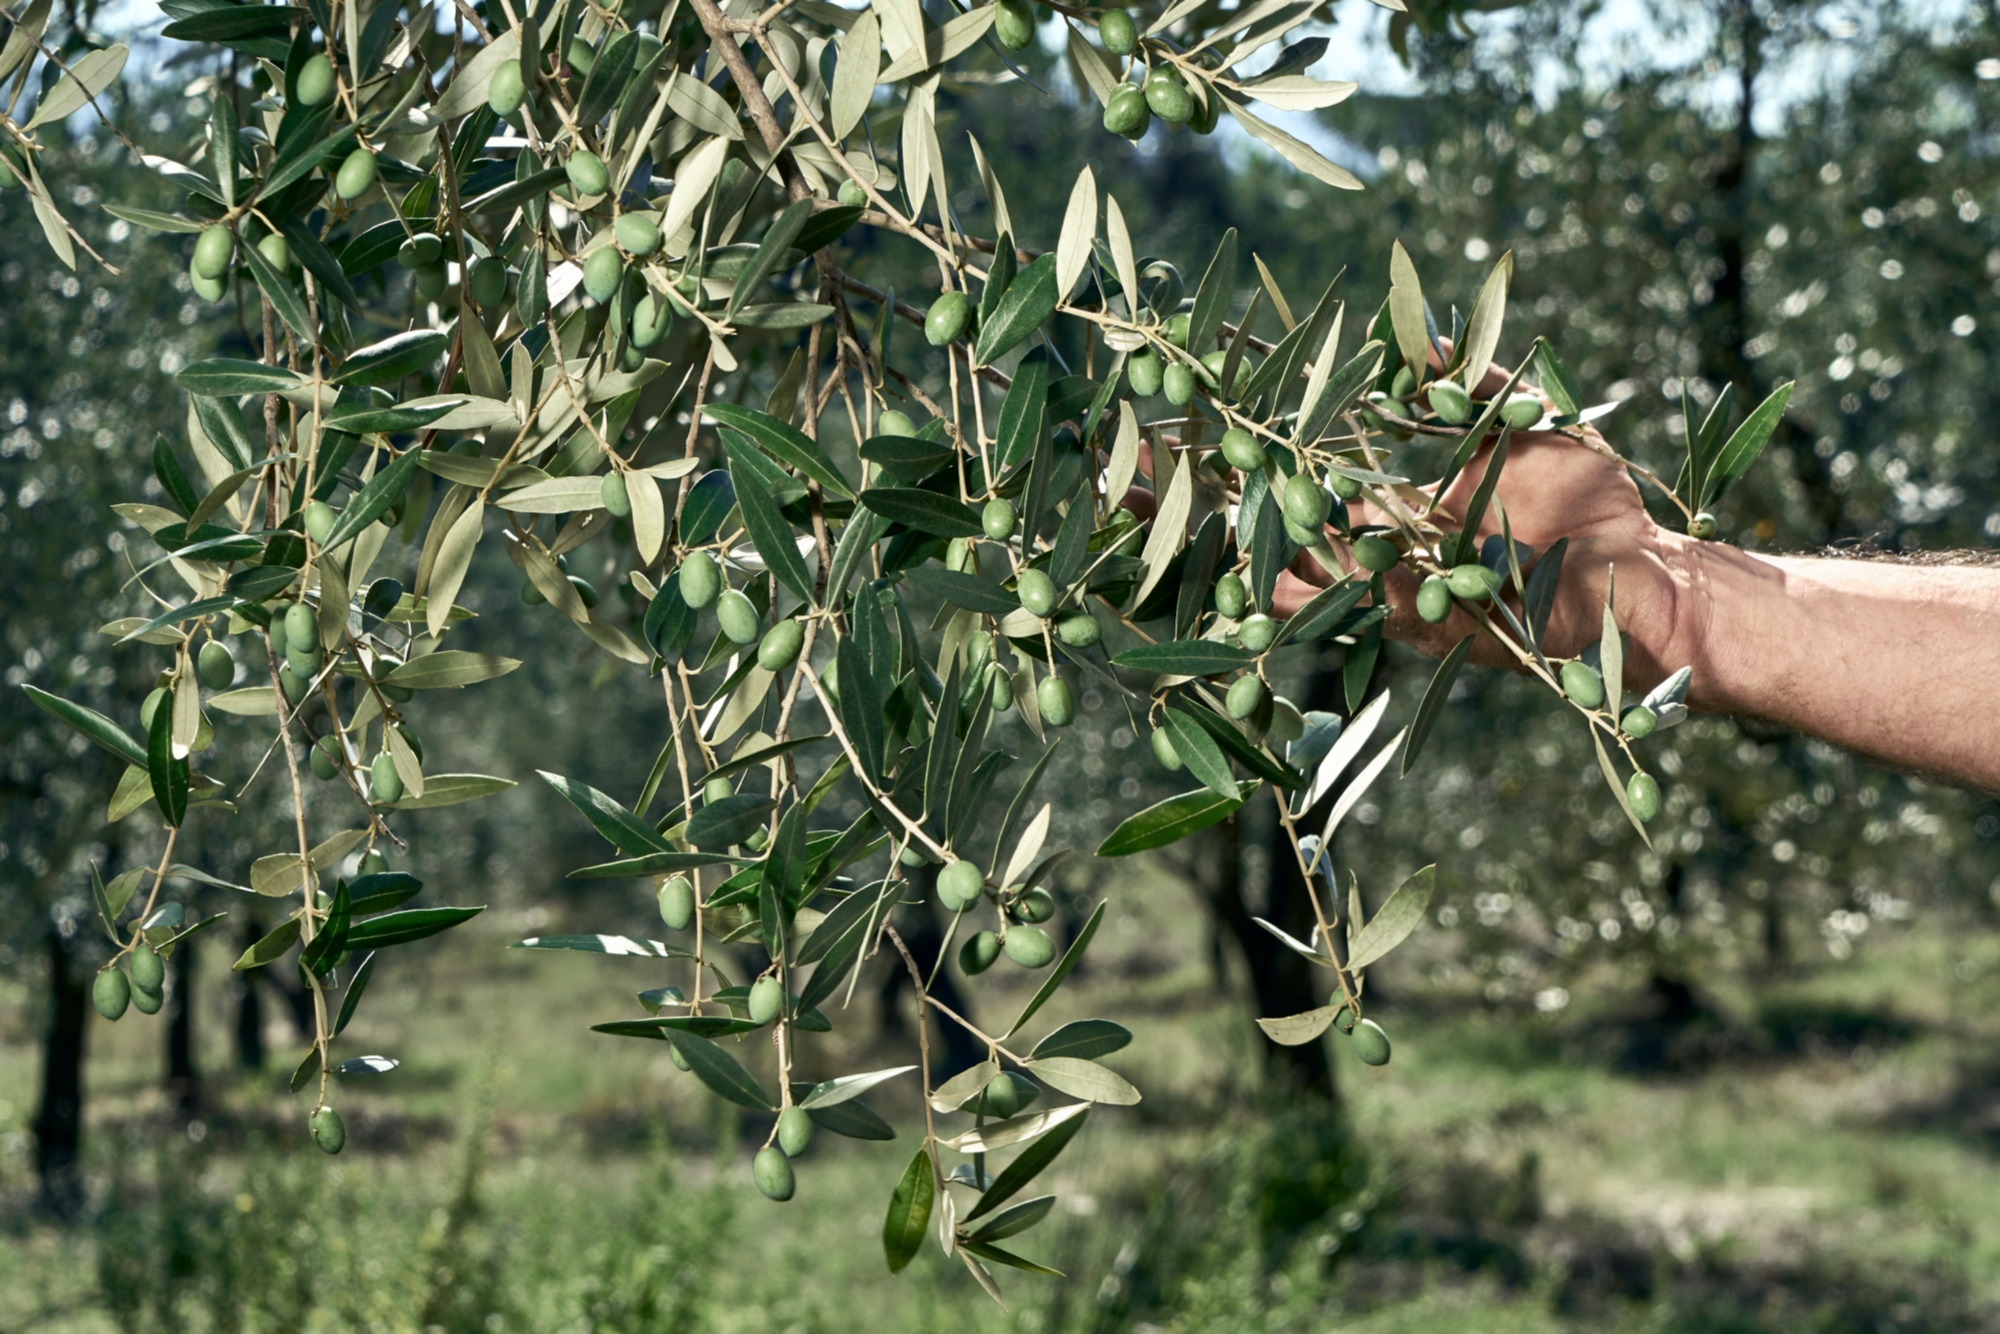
[6,866,2000,1331]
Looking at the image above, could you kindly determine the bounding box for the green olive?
[370,751,403,805]
[566,150,609,198]
[1163,362,1196,406]
[1226,673,1266,720]
[1238,612,1277,653]
[631,291,672,348]
[924,291,971,346]
[334,148,377,201]
[1445,563,1501,601]
[1016,568,1058,618]
[993,0,1035,50]
[1097,8,1136,54]
[1416,574,1452,624]
[756,620,804,671]
[982,498,1017,540]
[878,409,916,436]
[93,967,130,1021]
[486,61,525,115]
[1127,350,1164,397]
[678,551,720,608]
[130,943,165,993]
[752,1146,795,1201]
[600,472,630,518]
[1627,771,1661,822]
[582,246,623,304]
[310,1106,347,1154]
[1003,924,1055,969]
[397,232,443,268]
[567,575,599,609]
[703,776,734,806]
[192,225,234,280]
[304,498,337,545]
[1351,534,1400,574]
[1428,380,1471,425]
[1621,706,1658,738]
[197,640,235,690]
[1164,312,1192,349]
[1013,887,1056,924]
[295,52,335,107]
[284,599,317,645]
[748,975,783,1025]
[1220,428,1266,472]
[1687,511,1718,540]
[1143,67,1192,123]
[716,589,760,644]
[838,179,868,208]
[989,662,1015,711]
[1151,726,1182,771]
[1560,660,1606,710]
[310,736,340,781]
[959,929,1002,974]
[1327,469,1362,502]
[938,858,985,911]
[1498,393,1543,429]
[279,663,311,705]
[1103,84,1151,139]
[1349,1018,1391,1066]
[1282,473,1330,529]
[1215,573,1247,620]
[1037,675,1076,727]
[1390,365,1417,400]
[1057,613,1100,648]
[980,1073,1021,1119]
[257,233,291,271]
[658,874,695,929]
[777,1106,815,1157]
[615,212,660,257]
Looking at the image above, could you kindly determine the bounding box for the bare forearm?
[1659,543,2000,793]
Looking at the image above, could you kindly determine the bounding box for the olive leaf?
[666,1031,776,1110]
[1345,865,1436,971]
[1257,1006,1342,1045]
[883,1147,935,1274]
[1096,781,1257,857]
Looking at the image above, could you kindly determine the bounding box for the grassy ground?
[5,857,2000,1332]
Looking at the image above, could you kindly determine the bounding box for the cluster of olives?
[937,857,1059,974]
[1359,365,1543,437]
[91,940,166,1021]
[1125,313,1250,407]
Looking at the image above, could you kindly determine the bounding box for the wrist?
[1654,534,1792,717]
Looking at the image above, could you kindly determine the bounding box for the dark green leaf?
[343,906,484,949]
[1274,577,1367,649]
[900,565,1019,615]
[1452,428,1512,567]
[679,468,736,544]
[191,394,257,471]
[24,685,149,769]
[323,400,463,435]
[1109,641,1254,675]
[176,358,301,396]
[1523,536,1567,647]
[861,487,983,539]
[301,879,352,976]
[333,330,450,387]
[1162,706,1237,799]
[667,1031,774,1109]
[333,951,375,1036]
[241,231,315,341]
[278,213,363,310]
[965,1195,1058,1243]
[540,770,674,855]
[1176,702,1300,789]
[1096,781,1256,856]
[321,446,422,550]
[805,1094,896,1139]
[1343,617,1382,712]
[973,253,1058,365]
[1295,339,1385,447]
[1006,899,1105,1037]
[835,633,884,788]
[1029,1018,1131,1061]
[1703,381,1795,507]
[709,403,855,500]
[685,794,777,849]
[1531,337,1580,418]
[793,204,864,253]
[594,1015,760,1039]
[257,120,356,201]
[882,1147,934,1274]
[723,440,816,602]
[1186,228,1239,356]
[1400,636,1473,777]
[994,348,1049,468]
[347,871,423,917]
[233,917,300,971]
[146,684,187,827]
[727,198,813,319]
[961,1106,1089,1223]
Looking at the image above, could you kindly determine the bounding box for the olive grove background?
[4,0,2000,1329]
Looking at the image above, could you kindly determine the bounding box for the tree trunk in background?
[235,915,266,1071]
[166,933,200,1114]
[33,918,88,1221]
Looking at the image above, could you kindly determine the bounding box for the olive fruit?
[989,662,1015,711]
[1127,349,1164,397]
[1103,84,1151,139]
[193,225,234,280]
[1003,924,1056,969]
[370,751,403,804]
[1621,705,1658,738]
[257,233,292,271]
[295,52,335,106]
[1365,391,1411,424]
[658,874,695,929]
[1327,469,1362,502]
[93,967,130,1020]
[1225,673,1266,720]
[564,36,597,74]
[777,1106,814,1157]
[282,601,316,649]
[1351,534,1400,574]
[197,640,235,690]
[1498,393,1543,429]
[1238,612,1277,653]
[1349,1018,1391,1066]
[334,148,377,200]
[1144,66,1192,123]
[924,290,971,346]
[679,551,719,608]
[1215,573,1247,619]
[938,858,984,911]
[566,150,609,197]
[716,589,760,644]
[487,60,525,115]
[838,178,868,208]
[1687,511,1718,541]
[1446,563,1502,601]
[397,231,442,267]
[1200,348,1247,398]
[982,498,1016,540]
[610,212,659,258]
[748,975,783,1025]
[1428,380,1471,425]
[631,291,672,348]
[286,642,322,680]
[582,246,622,304]
[1037,674,1076,727]
[1162,361,1195,405]
[1560,660,1606,710]
[1164,312,1192,348]
[1416,574,1452,624]
[993,0,1035,50]
[1012,887,1055,924]
[981,1073,1022,1119]
[279,663,311,705]
[460,255,505,310]
[878,408,916,437]
[959,929,1002,974]
[1282,473,1330,529]
[757,619,804,671]
[304,498,337,545]
[130,942,165,994]
[1627,771,1661,822]
[413,260,448,301]
[600,472,630,518]
[944,537,973,572]
[1017,568,1057,617]
[310,736,340,781]
[1390,365,1418,400]
[1220,427,1266,472]
[1098,8,1136,54]
[189,258,226,302]
[1057,613,1100,648]
[131,979,164,1014]
[310,1106,347,1154]
[753,1145,795,1200]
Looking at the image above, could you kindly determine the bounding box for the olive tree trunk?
[33,917,89,1221]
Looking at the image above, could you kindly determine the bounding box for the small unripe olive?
[1351,534,1400,574]
[1621,705,1658,739]
[413,260,448,301]
[279,663,312,705]
[659,874,695,929]
[1164,312,1192,349]
[310,1106,347,1154]
[257,232,292,271]
[566,575,598,610]
[1057,613,1100,648]
[716,589,760,644]
[189,257,226,302]
[582,246,623,304]
[370,751,403,804]
[1238,613,1277,653]
[1416,574,1452,624]
[469,255,508,309]
[1498,393,1543,429]
[989,662,1014,711]
[1220,427,1266,472]
[702,778,735,809]
[993,0,1035,50]
[130,943,165,993]
[959,929,1001,974]
[1037,674,1076,727]
[1215,573,1248,620]
[1350,1018,1391,1066]
[1144,67,1192,123]
[980,1073,1021,1119]
[1627,771,1661,822]
[197,640,235,690]
[630,291,672,348]
[1012,887,1055,924]
[1151,726,1182,771]
[878,408,916,437]
[1281,473,1330,530]
[1127,350,1164,397]
[564,36,597,75]
[777,1106,815,1157]
[757,619,804,671]
[600,471,630,518]
[1098,8,1136,54]
[925,291,971,346]
[521,577,546,605]
[1016,568,1057,618]
[487,60,525,115]
[1428,380,1471,425]
[1327,469,1362,502]
[304,498,337,545]
[679,551,719,608]
[193,225,234,280]
[334,148,377,200]
[748,975,783,1025]
[397,231,443,268]
[838,178,868,208]
[1003,924,1056,969]
[614,212,660,258]
[1560,660,1606,710]
[1687,511,1718,540]
[93,967,130,1020]
[938,858,984,911]
[1446,563,1502,601]
[1163,361,1196,406]
[566,150,609,198]
[295,52,335,106]
[753,1145,795,1200]
[1225,673,1266,720]
[982,498,1016,540]
[1390,365,1418,400]
[1200,348,1246,397]
[310,735,340,781]
[1103,84,1151,139]
[1365,391,1410,423]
